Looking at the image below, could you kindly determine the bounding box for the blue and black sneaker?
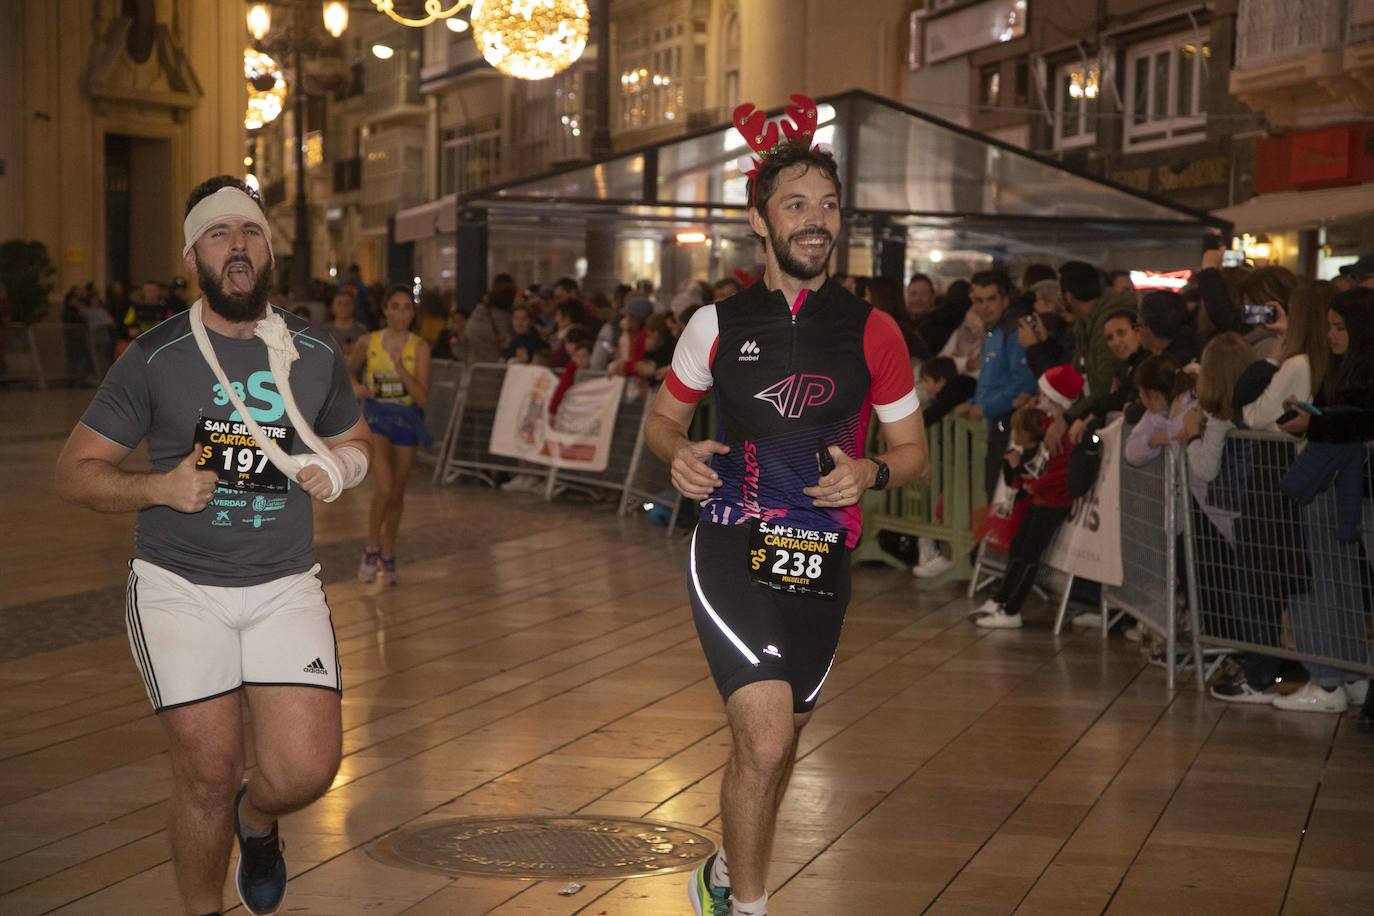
[689,852,732,916]
[234,782,287,916]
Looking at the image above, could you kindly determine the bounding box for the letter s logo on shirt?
[211,370,286,422]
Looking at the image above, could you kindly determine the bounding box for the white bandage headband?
[182,188,274,262]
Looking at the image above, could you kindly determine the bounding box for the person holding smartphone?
[1272,287,1374,716]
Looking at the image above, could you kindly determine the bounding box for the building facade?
[906,0,1374,278]
[0,0,246,298]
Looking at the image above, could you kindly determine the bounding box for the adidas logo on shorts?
[303,657,328,675]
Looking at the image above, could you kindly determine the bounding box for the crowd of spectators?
[883,248,1374,724]
[42,246,1374,725]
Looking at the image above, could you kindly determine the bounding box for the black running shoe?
[234,783,287,916]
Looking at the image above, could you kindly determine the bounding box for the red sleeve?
[864,309,918,419]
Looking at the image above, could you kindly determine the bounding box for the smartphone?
[1024,313,1039,328]
[1276,409,1300,426]
[817,438,836,475]
[1221,249,1244,268]
[1243,303,1276,325]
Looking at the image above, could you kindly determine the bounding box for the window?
[1124,34,1210,151]
[980,65,1001,107]
[720,12,740,110]
[439,117,500,196]
[1053,59,1098,150]
[619,17,685,129]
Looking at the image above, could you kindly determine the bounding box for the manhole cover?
[371,815,718,880]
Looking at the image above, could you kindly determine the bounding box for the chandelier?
[470,0,589,81]
[370,1,471,28]
[243,48,287,130]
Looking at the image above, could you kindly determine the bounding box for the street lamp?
[244,1,351,301]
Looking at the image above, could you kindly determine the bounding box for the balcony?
[1231,0,1374,126]
[363,42,426,128]
[361,127,427,234]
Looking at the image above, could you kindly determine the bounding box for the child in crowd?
[972,364,1083,629]
[502,306,549,364]
[918,356,978,429]
[430,308,467,362]
[636,312,677,385]
[1124,354,1196,466]
[1179,334,1261,700]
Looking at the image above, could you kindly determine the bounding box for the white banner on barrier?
[489,365,626,472]
[1045,416,1124,586]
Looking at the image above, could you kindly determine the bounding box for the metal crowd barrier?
[1103,439,1187,689]
[1185,430,1374,681]
[0,322,111,389]
[544,379,644,501]
[436,362,540,488]
[432,362,645,503]
[417,358,465,470]
[850,415,988,588]
[618,393,716,537]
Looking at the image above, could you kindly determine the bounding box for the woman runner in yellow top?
[347,285,432,585]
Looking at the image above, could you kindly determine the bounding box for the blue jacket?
[973,313,1037,421]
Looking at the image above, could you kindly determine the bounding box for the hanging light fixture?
[469,0,589,81]
[322,1,349,37]
[371,0,473,28]
[246,3,272,40]
[243,48,287,131]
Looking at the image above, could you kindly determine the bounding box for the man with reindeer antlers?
[55,175,371,916]
[645,96,930,915]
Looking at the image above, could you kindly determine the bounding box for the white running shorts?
[125,559,341,712]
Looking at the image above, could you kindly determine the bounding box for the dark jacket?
[1196,267,1247,336]
[922,374,977,428]
[1026,333,1073,378]
[1069,346,1147,422]
[1071,289,1137,405]
[1162,327,1203,367]
[1280,439,1368,543]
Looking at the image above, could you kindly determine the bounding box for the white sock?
[237,790,271,839]
[732,891,767,916]
[711,849,730,888]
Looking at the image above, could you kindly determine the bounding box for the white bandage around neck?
[188,300,367,501]
[182,188,274,261]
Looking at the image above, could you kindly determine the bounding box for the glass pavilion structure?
[447,89,1228,306]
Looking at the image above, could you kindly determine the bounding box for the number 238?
[772,550,823,579]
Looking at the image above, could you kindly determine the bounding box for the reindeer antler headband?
[733,94,832,202]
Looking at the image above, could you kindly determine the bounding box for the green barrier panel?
[850,415,988,590]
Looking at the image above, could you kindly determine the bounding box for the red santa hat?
[1038,364,1085,410]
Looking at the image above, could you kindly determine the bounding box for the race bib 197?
[748,520,844,598]
[193,416,294,493]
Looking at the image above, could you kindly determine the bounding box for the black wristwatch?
[869,458,890,491]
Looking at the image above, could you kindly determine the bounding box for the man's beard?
[196,255,273,323]
[767,221,834,281]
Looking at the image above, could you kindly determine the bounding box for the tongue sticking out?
[226,264,254,295]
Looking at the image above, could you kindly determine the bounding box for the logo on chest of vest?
[739,340,760,361]
[754,373,835,418]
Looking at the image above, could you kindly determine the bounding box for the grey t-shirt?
[81,307,361,586]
